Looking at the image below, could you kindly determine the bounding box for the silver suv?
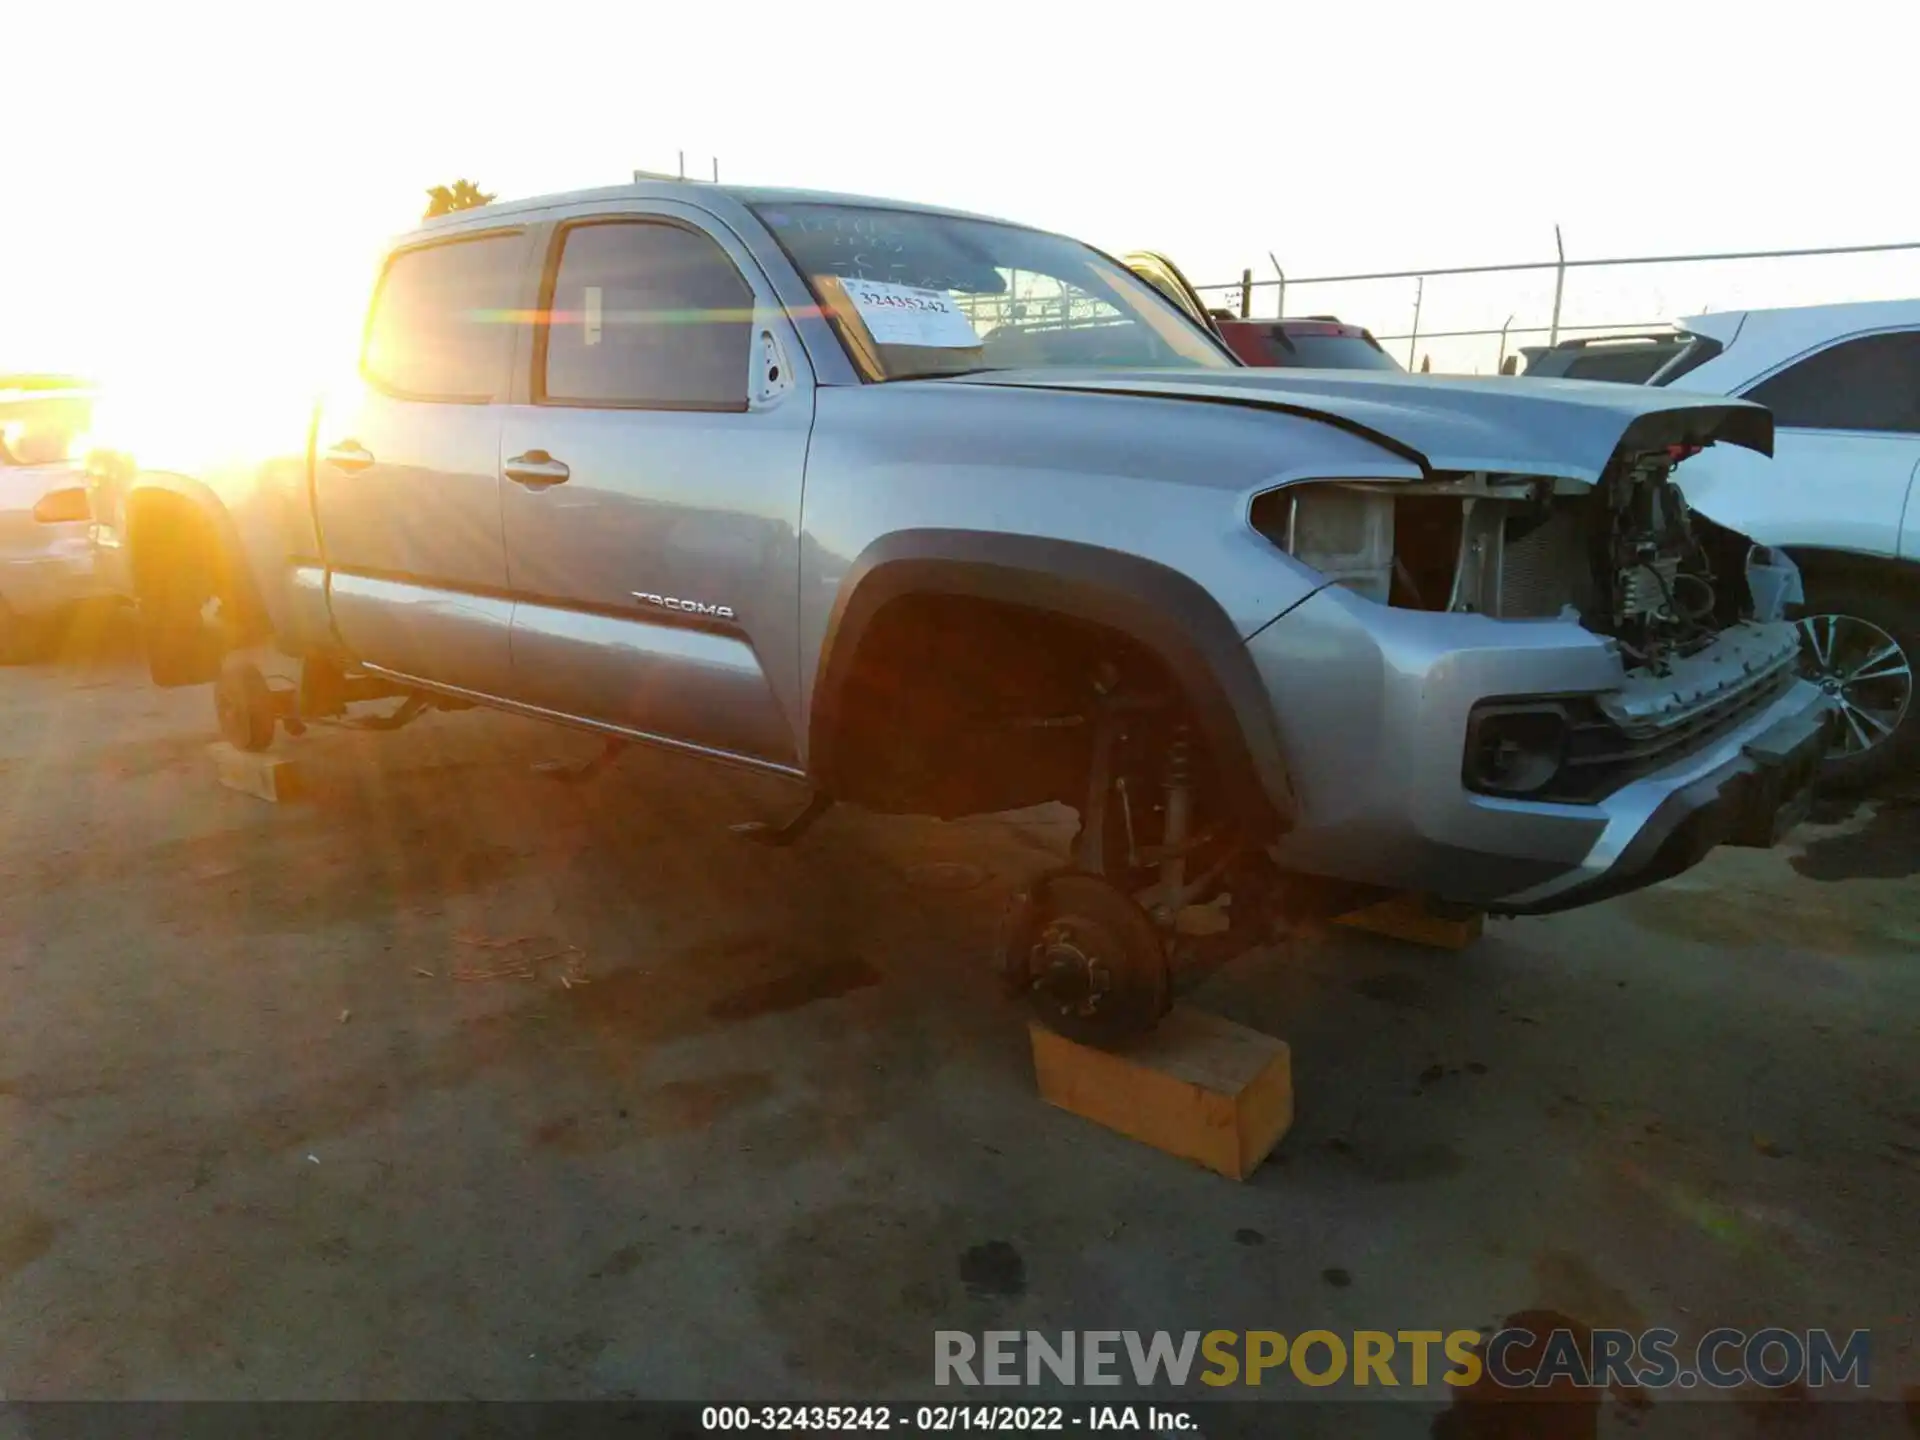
[89,182,1832,1042]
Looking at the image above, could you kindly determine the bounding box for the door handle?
[504,450,570,488]
[325,441,374,473]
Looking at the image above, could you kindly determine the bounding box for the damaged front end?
[1254,437,1814,806]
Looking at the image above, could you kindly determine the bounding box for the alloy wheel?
[1796,612,1913,759]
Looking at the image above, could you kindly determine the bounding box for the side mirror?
[32,487,90,524]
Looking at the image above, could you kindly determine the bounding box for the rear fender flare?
[122,475,272,644]
[808,529,1295,832]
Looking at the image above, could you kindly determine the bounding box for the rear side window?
[1744,331,1920,433]
[362,233,525,401]
[539,220,752,410]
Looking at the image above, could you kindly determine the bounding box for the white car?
[0,383,107,662]
[1650,299,1920,785]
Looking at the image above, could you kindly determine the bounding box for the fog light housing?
[1464,702,1570,796]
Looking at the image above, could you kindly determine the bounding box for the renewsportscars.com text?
[935,1327,1870,1391]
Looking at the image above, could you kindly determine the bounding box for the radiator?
[1498,508,1585,619]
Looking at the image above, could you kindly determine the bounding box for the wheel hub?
[1032,920,1114,1018]
[1796,612,1913,759]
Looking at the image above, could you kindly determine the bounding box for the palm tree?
[424,179,496,219]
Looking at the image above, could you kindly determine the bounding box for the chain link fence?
[1193,239,1920,373]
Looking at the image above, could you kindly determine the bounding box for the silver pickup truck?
[88,180,1831,1042]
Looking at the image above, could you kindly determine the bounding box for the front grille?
[1544,667,1799,804]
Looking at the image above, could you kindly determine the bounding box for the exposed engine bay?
[1256,444,1800,672]
[1252,443,1813,804]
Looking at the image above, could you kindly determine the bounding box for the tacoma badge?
[632,591,737,621]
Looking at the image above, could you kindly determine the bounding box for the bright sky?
[3,0,1915,393]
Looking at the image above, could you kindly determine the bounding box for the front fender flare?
[809,530,1296,833]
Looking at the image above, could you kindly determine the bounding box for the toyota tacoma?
[86,180,1833,1043]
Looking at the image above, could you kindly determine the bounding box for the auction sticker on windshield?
[839,276,980,348]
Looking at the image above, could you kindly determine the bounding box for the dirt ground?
[0,619,1916,1434]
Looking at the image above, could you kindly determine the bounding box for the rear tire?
[1795,579,1920,790]
[215,656,276,751]
[139,580,222,687]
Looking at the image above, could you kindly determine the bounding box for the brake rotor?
[214,657,276,751]
[1013,872,1170,1048]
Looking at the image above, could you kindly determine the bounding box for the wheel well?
[129,491,220,596]
[127,490,262,639]
[821,592,1212,824]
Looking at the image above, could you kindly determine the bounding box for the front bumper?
[1491,699,1830,914]
[1246,582,1831,911]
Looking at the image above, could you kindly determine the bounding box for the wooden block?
[1028,1006,1292,1180]
[208,742,301,803]
[1335,892,1483,950]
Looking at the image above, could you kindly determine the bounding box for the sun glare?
[75,207,396,477]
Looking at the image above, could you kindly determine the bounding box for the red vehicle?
[1125,251,1402,371]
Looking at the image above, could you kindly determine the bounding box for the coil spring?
[1164,724,1191,791]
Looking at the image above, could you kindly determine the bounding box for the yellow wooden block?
[1028,1005,1293,1181]
[1335,892,1483,950]
[208,742,301,803]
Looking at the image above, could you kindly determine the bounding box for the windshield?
[0,393,93,465]
[753,202,1235,380]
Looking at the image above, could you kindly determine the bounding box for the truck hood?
[947,368,1772,483]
